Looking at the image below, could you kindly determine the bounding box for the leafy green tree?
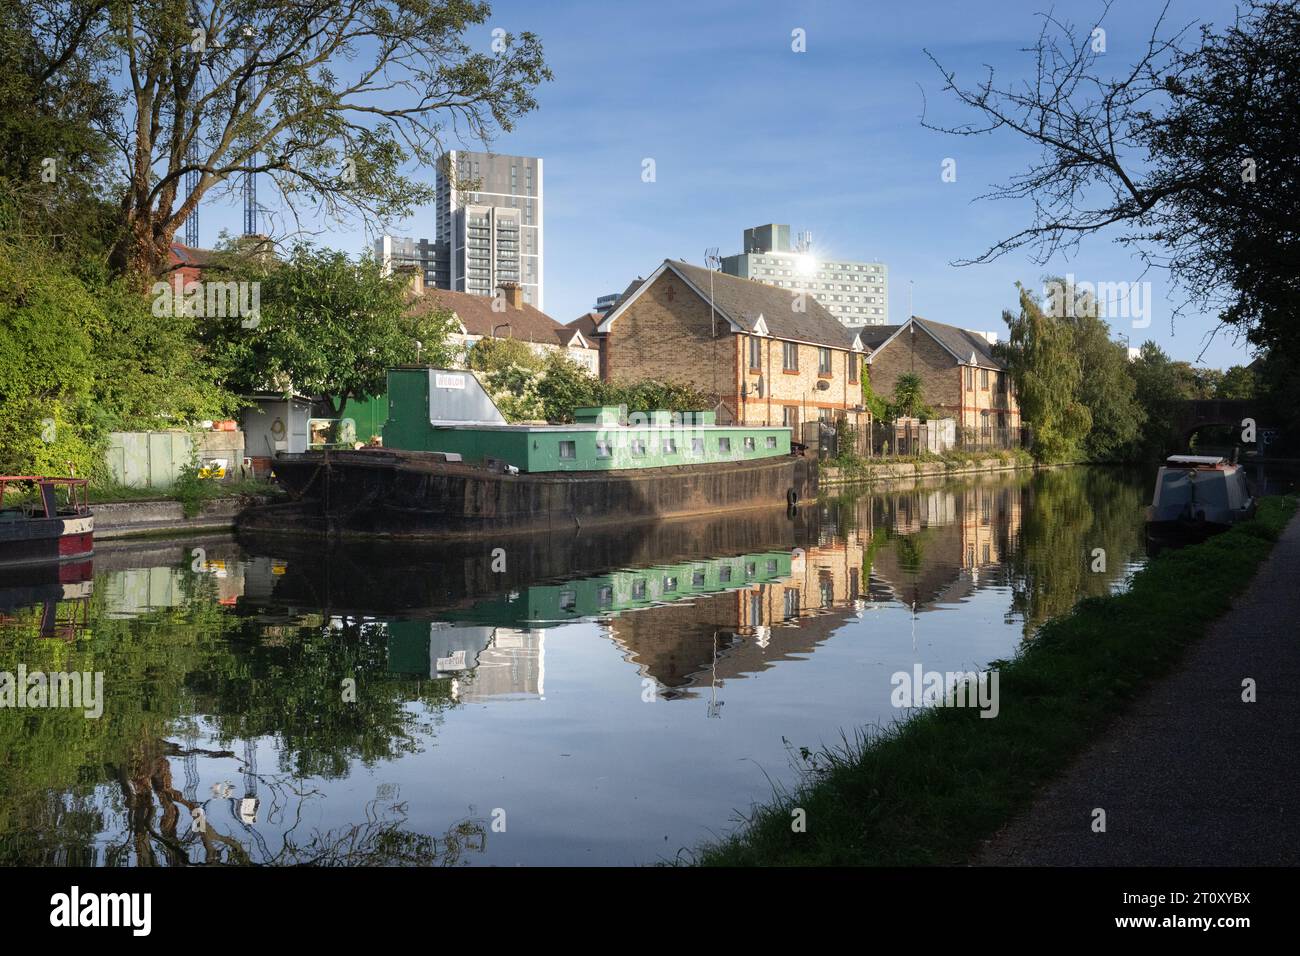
[534,353,603,423]
[214,245,457,417]
[1046,277,1145,460]
[1127,342,1195,460]
[890,372,931,419]
[997,284,1090,462]
[1218,364,1258,400]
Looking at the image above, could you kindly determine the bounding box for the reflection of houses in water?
[386,622,545,701]
[606,540,868,698]
[866,482,1024,609]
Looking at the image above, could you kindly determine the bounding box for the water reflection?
[0,467,1148,866]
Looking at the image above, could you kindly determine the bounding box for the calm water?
[0,467,1149,866]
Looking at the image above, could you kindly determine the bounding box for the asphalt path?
[977,513,1300,865]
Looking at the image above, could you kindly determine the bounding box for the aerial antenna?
[704,247,721,339]
[241,24,259,236]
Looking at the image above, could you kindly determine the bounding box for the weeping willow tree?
[998,283,1091,463]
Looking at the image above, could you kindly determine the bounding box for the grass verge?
[692,494,1297,866]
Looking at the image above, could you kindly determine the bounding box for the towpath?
[977,512,1300,865]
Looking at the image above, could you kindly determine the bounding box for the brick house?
[865,316,1020,439]
[402,271,599,374]
[594,260,868,431]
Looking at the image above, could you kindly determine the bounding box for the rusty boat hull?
[244,449,818,540]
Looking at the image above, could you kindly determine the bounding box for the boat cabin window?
[631,438,647,456]
[743,436,756,451]
[766,436,778,449]
[691,437,705,456]
[662,438,677,454]
[595,440,612,458]
[718,437,732,453]
[559,441,576,459]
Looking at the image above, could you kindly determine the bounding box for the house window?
[783,406,799,428]
[749,335,762,370]
[718,437,732,453]
[966,366,975,390]
[783,588,800,620]
[783,341,799,371]
[750,590,763,625]
[559,440,576,459]
[818,348,832,375]
[848,353,859,383]
[743,436,756,451]
[980,368,989,390]
[819,408,834,423]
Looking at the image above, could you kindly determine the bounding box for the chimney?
[499,281,523,310]
[395,264,424,296]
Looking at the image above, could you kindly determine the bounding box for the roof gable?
[866,317,1005,370]
[599,259,857,350]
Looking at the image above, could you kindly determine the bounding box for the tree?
[891,372,929,419]
[924,1,1300,356]
[0,2,121,264]
[1217,365,1257,400]
[1047,277,1145,460]
[214,244,457,416]
[997,284,1090,463]
[1127,342,1193,460]
[534,353,602,423]
[18,1,551,279]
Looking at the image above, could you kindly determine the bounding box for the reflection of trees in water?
[1006,468,1147,636]
[101,740,488,866]
[0,570,460,866]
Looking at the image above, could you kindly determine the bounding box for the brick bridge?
[1175,399,1270,447]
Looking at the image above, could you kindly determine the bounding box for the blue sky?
[201,0,1253,368]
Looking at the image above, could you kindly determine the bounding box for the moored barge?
[253,367,817,539]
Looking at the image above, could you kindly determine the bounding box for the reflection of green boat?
[384,550,795,687]
[447,551,794,626]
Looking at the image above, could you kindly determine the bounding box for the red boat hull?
[0,514,94,568]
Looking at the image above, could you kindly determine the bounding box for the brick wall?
[605,270,866,429]
[605,271,738,413]
[868,325,1020,429]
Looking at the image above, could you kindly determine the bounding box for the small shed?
[240,393,314,472]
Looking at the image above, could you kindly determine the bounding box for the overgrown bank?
[692,495,1297,866]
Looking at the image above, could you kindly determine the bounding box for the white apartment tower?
[721,224,889,328]
[436,150,543,309]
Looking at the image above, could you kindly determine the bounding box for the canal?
[0,467,1150,865]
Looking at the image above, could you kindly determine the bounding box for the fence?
[802,418,1023,461]
[105,431,246,488]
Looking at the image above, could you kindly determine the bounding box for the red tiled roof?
[408,287,576,348]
